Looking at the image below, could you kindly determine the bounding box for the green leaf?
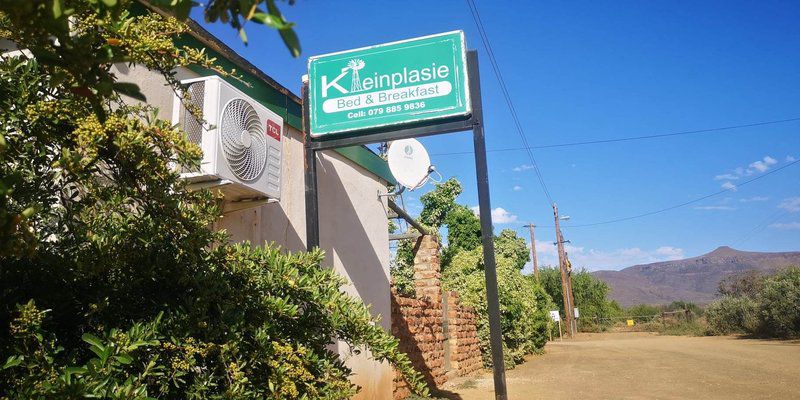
[64,365,87,383]
[173,0,192,20]
[101,0,118,7]
[113,82,147,102]
[250,13,290,30]
[115,354,133,364]
[2,356,23,369]
[278,28,301,58]
[239,28,248,45]
[52,0,63,18]
[21,206,36,219]
[82,333,104,349]
[65,366,87,375]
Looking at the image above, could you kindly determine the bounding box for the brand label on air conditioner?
[267,119,281,141]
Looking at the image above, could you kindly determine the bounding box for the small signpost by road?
[304,31,509,399]
[549,310,562,341]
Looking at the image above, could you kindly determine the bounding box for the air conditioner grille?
[219,99,267,182]
[182,81,205,146]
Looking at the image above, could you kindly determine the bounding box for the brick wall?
[413,234,442,303]
[391,235,483,399]
[390,290,446,399]
[445,291,483,378]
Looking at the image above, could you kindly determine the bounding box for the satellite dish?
[387,139,432,190]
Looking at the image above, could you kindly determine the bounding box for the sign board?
[549,311,561,322]
[626,319,635,326]
[307,31,471,137]
[574,307,580,319]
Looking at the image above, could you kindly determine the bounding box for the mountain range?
[591,246,800,306]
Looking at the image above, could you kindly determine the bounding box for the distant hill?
[591,246,800,307]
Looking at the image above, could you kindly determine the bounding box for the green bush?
[659,320,708,336]
[705,296,759,335]
[704,267,799,338]
[756,267,800,338]
[539,267,622,331]
[397,179,552,368]
[666,301,703,317]
[391,235,417,297]
[442,247,552,368]
[0,4,428,398]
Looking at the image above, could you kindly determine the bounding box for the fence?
[588,309,695,329]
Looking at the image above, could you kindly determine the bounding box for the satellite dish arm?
[378,185,405,198]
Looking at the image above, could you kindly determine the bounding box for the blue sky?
[196,1,800,271]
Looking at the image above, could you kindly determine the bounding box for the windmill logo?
[344,59,365,92]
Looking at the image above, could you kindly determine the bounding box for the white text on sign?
[322,82,452,114]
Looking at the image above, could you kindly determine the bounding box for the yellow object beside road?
[627,319,635,326]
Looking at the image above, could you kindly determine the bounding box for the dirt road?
[444,332,800,399]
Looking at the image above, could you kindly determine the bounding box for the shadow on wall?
[390,292,465,400]
[316,152,394,400]
[391,293,442,389]
[218,200,305,253]
[317,152,391,323]
[258,200,305,252]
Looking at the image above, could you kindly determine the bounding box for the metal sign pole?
[302,83,320,249]
[467,50,507,400]
[302,49,507,399]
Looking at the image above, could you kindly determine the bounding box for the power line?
[734,209,789,247]
[431,117,800,156]
[538,159,800,228]
[465,0,553,206]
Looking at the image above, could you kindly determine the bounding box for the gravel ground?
[441,332,800,400]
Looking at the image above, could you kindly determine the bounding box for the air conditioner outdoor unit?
[172,76,283,202]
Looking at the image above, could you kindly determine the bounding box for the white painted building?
[114,15,396,399]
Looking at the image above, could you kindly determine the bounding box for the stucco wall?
[316,150,393,399]
[115,65,393,399]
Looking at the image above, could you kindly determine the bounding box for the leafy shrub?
[625,304,662,319]
[756,267,800,338]
[444,205,482,254]
[396,178,552,368]
[666,301,703,317]
[493,229,530,270]
[0,4,428,398]
[659,320,708,336]
[539,267,622,331]
[705,296,759,335]
[704,267,799,338]
[391,235,417,297]
[442,247,552,368]
[718,270,766,298]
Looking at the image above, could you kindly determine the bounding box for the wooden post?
[558,319,563,341]
[523,223,539,281]
[553,203,575,338]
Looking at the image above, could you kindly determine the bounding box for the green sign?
[307,31,471,137]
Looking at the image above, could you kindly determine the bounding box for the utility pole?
[563,251,577,336]
[553,203,576,338]
[523,223,539,281]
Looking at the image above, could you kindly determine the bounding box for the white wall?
[316,150,394,399]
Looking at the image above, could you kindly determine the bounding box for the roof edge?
[140,1,302,106]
